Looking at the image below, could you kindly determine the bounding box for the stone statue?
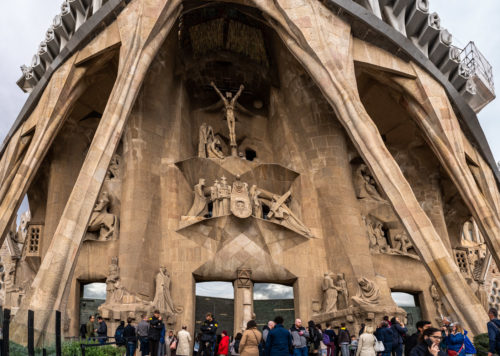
[250,185,263,218]
[374,222,389,253]
[354,164,385,201]
[351,277,380,306]
[231,175,252,218]
[267,191,313,237]
[187,178,208,217]
[152,267,176,316]
[210,179,220,217]
[210,82,245,156]
[322,272,339,313]
[336,273,349,309]
[107,154,121,180]
[199,123,224,159]
[364,216,378,250]
[105,257,121,303]
[430,284,444,319]
[219,176,231,215]
[88,190,117,240]
[393,231,413,254]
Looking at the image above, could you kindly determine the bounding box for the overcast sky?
[0,1,498,300]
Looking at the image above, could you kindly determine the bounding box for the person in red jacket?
[218,330,230,356]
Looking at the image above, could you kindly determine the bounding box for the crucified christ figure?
[210,82,245,156]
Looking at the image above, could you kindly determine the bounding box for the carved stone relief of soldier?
[106,257,124,304]
[250,185,263,219]
[186,178,208,217]
[231,176,252,218]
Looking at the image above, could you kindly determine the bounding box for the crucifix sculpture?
[210,82,245,157]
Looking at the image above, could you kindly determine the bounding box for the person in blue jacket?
[265,316,292,356]
[390,317,408,356]
[444,323,465,356]
[487,308,500,356]
[375,321,393,356]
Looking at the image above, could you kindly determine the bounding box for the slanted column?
[234,269,253,335]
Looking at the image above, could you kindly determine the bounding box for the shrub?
[9,340,125,356]
[474,333,489,356]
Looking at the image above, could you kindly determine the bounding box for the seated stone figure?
[88,191,117,240]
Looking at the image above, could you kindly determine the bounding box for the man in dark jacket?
[390,317,407,356]
[96,316,108,345]
[123,317,137,356]
[148,310,164,356]
[405,321,431,356]
[324,323,337,356]
[375,321,393,356]
[338,323,351,356]
[265,316,292,356]
[308,320,321,353]
[488,307,500,356]
[200,312,218,356]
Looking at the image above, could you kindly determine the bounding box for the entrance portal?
[391,292,422,334]
[195,282,234,337]
[79,282,106,327]
[254,283,294,329]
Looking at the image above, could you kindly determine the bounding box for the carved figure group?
[198,123,225,159]
[365,217,389,253]
[354,164,385,201]
[106,257,124,304]
[430,284,445,319]
[183,176,313,237]
[321,272,349,313]
[210,82,245,156]
[392,231,414,254]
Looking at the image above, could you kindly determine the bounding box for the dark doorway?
[253,283,294,329]
[79,282,106,327]
[195,282,235,337]
[391,291,422,334]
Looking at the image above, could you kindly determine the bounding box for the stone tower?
[0,0,498,345]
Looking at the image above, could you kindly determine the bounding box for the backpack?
[234,339,240,353]
[323,332,331,345]
[115,326,125,346]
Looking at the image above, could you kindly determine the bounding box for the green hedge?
[474,333,489,356]
[9,340,126,356]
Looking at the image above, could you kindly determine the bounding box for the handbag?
[447,344,464,356]
[374,337,385,352]
[170,339,177,350]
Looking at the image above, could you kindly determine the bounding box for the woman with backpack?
[444,323,465,356]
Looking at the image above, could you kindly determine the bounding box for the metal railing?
[460,41,495,94]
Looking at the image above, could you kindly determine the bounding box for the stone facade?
[0,0,498,346]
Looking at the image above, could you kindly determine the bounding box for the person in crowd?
[440,318,452,353]
[124,317,137,356]
[265,316,292,356]
[359,324,366,337]
[290,318,310,356]
[96,316,108,345]
[263,321,275,343]
[383,317,391,327]
[137,314,150,356]
[356,325,376,356]
[317,324,328,356]
[176,325,192,356]
[166,330,177,356]
[488,307,500,356]
[390,317,407,356]
[405,321,432,356]
[194,333,200,356]
[375,321,392,356]
[115,320,126,347]
[335,326,341,356]
[410,327,446,356]
[240,320,262,356]
[215,334,222,355]
[324,323,337,356]
[308,320,321,355]
[338,323,351,356]
[200,312,218,356]
[462,328,476,356]
[231,332,243,356]
[217,330,230,355]
[148,310,164,356]
[86,315,96,341]
[349,336,358,356]
[444,323,465,356]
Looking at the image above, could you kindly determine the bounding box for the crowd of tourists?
[78,307,500,356]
